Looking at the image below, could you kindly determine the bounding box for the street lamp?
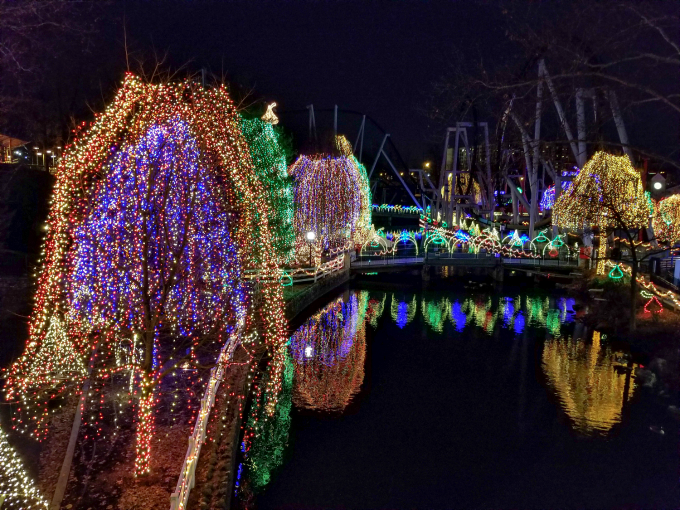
[306,231,316,267]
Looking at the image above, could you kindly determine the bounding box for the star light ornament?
[261,102,279,125]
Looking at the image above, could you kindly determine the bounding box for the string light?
[289,136,372,262]
[653,194,680,245]
[3,74,287,476]
[0,424,49,509]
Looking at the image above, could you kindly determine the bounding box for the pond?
[236,277,679,509]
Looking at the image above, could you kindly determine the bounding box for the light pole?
[306,231,316,267]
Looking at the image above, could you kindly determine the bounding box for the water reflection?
[290,292,368,413]
[390,294,417,329]
[416,295,575,336]
[542,330,636,435]
[241,288,632,501]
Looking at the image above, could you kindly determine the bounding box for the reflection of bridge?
[351,253,578,277]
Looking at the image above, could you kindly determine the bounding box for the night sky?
[87,1,507,163]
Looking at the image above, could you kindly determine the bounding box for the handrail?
[169,330,242,510]
[243,255,346,285]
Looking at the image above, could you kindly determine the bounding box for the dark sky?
[115,1,506,162]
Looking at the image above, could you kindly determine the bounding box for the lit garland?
[289,136,372,262]
[0,424,49,509]
[4,74,287,476]
[372,204,423,215]
[240,116,294,265]
[652,194,680,245]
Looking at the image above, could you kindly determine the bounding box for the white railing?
[244,254,346,285]
[169,330,241,510]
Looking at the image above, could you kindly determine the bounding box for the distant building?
[0,134,28,164]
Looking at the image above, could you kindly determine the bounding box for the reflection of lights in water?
[242,350,294,491]
[421,298,451,333]
[542,331,635,435]
[501,296,515,326]
[391,294,417,329]
[514,312,525,334]
[366,293,386,328]
[290,292,368,412]
[450,301,467,331]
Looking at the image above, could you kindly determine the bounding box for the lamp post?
[306,231,316,267]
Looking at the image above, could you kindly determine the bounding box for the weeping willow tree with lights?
[3,74,287,476]
[553,151,650,329]
[240,113,295,264]
[289,135,372,264]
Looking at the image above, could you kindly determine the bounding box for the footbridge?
[351,252,579,278]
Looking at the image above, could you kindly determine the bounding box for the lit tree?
[240,115,295,265]
[4,74,287,476]
[553,152,650,329]
[652,194,680,245]
[0,424,48,509]
[289,136,372,262]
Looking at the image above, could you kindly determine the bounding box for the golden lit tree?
[553,152,649,329]
[653,194,680,245]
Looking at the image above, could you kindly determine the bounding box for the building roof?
[0,134,28,148]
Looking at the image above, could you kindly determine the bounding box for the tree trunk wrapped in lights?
[4,74,287,476]
[553,151,649,329]
[289,136,372,262]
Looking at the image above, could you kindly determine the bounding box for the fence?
[169,331,241,510]
[244,254,346,286]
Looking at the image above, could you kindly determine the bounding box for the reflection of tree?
[391,294,417,329]
[242,350,294,492]
[290,293,367,413]
[462,298,496,333]
[421,297,451,333]
[365,292,386,329]
[542,332,634,435]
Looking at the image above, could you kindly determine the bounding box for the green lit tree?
[240,116,295,264]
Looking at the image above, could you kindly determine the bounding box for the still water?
[238,280,678,509]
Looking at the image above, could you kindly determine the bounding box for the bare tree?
[429,0,680,235]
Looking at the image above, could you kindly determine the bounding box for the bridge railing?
[243,254,346,286]
[169,330,241,510]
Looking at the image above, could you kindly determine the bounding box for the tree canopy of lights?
[0,424,49,509]
[289,136,372,258]
[553,152,648,231]
[4,74,287,476]
[240,116,294,264]
[653,194,680,245]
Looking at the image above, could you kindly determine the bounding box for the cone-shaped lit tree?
[553,152,649,329]
[240,115,294,265]
[4,74,287,475]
